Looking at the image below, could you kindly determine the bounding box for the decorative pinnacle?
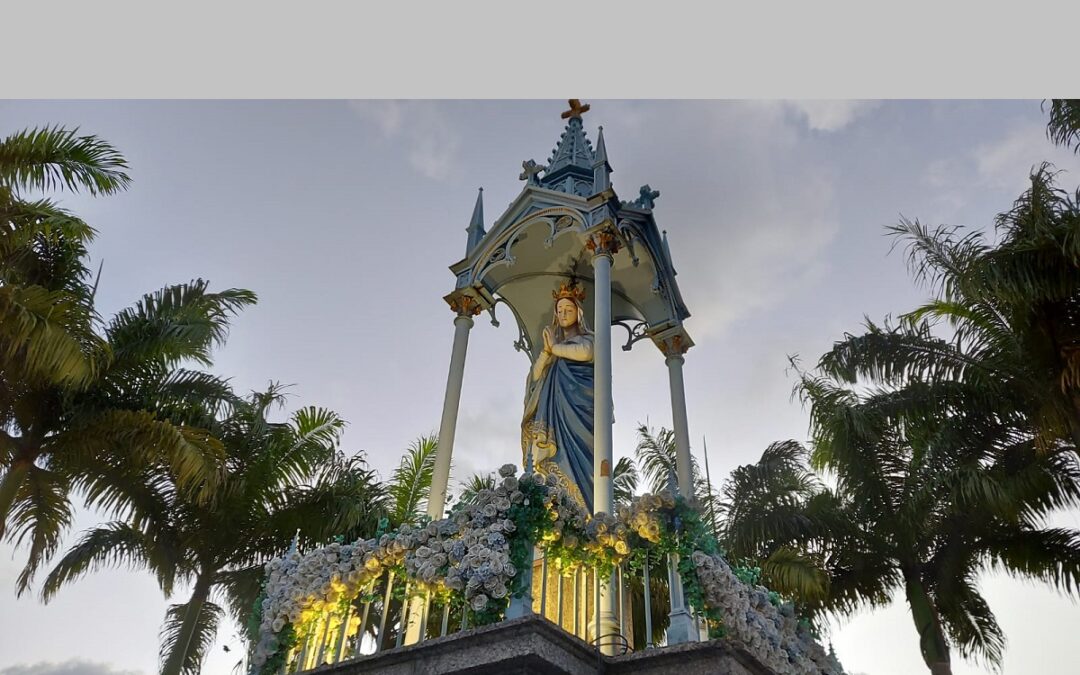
[662,229,677,276]
[465,187,485,253]
[561,99,591,120]
[594,126,608,164]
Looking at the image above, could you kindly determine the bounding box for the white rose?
[470,593,489,611]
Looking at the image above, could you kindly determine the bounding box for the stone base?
[314,615,775,675]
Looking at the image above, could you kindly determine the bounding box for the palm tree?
[739,370,1080,674]
[819,169,1080,453]
[717,440,832,607]
[0,126,257,592]
[0,126,129,387]
[42,385,386,675]
[0,279,255,592]
[386,433,438,525]
[743,101,1080,673]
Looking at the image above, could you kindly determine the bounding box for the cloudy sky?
[2,100,1079,675]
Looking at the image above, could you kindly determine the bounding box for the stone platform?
[312,615,774,675]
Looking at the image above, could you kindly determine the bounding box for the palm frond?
[264,453,386,554]
[214,565,266,628]
[41,521,179,601]
[986,527,1080,595]
[613,456,639,505]
[160,596,223,675]
[71,456,177,536]
[1046,99,1080,153]
[817,318,990,388]
[105,280,256,370]
[0,196,97,263]
[0,125,132,196]
[634,423,678,495]
[388,434,438,525]
[761,547,830,602]
[258,406,346,489]
[55,409,224,499]
[935,576,1005,668]
[887,217,989,299]
[7,465,74,595]
[455,472,496,507]
[0,283,100,386]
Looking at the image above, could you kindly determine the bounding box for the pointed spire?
[663,229,677,276]
[465,187,485,253]
[541,101,596,196]
[545,117,595,175]
[288,529,300,555]
[592,125,612,193]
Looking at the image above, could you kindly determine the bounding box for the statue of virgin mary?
[521,280,594,511]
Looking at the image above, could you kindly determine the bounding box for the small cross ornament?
[519,159,544,185]
[636,184,660,209]
[561,98,591,120]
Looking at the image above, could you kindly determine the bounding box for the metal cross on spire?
[561,98,591,119]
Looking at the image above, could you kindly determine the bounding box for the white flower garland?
[252,465,842,674]
[253,465,573,667]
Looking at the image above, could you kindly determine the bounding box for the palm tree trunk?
[0,458,32,538]
[162,574,213,675]
[903,572,951,675]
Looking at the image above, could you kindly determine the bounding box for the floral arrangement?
[691,551,844,675]
[252,465,586,670]
[250,464,843,675]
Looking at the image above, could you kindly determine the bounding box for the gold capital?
[586,230,621,258]
[447,294,482,317]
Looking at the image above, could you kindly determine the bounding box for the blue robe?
[522,335,594,511]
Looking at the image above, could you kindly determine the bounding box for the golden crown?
[553,280,586,303]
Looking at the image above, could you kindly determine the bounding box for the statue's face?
[556,298,578,329]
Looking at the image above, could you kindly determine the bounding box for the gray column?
[427,311,475,519]
[590,234,619,654]
[664,345,697,644]
[592,253,614,515]
[408,307,475,646]
[666,353,694,500]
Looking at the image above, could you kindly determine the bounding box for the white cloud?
[347,100,461,180]
[974,121,1080,192]
[921,119,1080,222]
[785,100,880,132]
[684,179,838,338]
[624,101,840,339]
[0,661,144,675]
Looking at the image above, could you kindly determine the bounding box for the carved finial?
[561,99,591,120]
[519,159,544,186]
